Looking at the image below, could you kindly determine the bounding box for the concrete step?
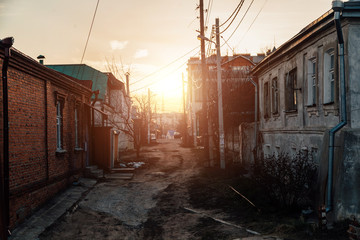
[90,169,103,178]
[85,165,103,179]
[110,168,135,174]
[105,173,134,180]
[85,165,98,171]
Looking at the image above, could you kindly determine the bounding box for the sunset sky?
[1,0,332,112]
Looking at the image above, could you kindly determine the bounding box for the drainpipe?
[248,78,258,163]
[1,36,14,240]
[326,0,346,213]
[91,90,99,127]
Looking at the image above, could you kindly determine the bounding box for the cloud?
[110,40,128,50]
[134,49,148,59]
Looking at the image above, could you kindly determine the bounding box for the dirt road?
[39,139,254,240]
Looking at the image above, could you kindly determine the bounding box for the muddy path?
[39,139,252,240]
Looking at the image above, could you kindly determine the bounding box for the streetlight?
[1,36,14,240]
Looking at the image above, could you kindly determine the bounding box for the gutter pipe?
[326,1,347,213]
[1,37,14,240]
[248,78,258,163]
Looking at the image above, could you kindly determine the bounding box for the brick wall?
[0,48,92,228]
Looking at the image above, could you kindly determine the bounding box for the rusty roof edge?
[252,9,334,75]
[221,55,256,67]
[0,47,92,95]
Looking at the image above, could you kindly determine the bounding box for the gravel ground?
[39,139,252,239]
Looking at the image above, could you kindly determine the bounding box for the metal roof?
[46,64,108,100]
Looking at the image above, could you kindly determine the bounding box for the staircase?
[85,166,135,180]
[105,167,135,180]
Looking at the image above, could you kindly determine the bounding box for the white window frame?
[307,58,317,106]
[323,49,335,104]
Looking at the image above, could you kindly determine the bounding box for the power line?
[222,0,255,46]
[130,46,199,86]
[131,61,188,93]
[219,0,243,28]
[80,0,100,64]
[236,0,268,47]
[220,0,245,35]
[205,0,213,32]
[131,49,201,93]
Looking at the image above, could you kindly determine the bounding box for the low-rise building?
[46,64,134,170]
[0,47,92,229]
[187,53,264,162]
[252,1,360,221]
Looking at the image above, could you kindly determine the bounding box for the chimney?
[125,72,130,97]
[37,55,45,65]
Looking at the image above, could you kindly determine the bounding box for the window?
[324,49,335,104]
[285,68,298,112]
[264,82,270,118]
[272,77,279,115]
[307,58,317,106]
[56,101,63,150]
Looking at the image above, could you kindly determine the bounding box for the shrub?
[253,151,317,208]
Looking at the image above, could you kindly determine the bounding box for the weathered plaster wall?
[335,130,360,220]
[347,24,360,129]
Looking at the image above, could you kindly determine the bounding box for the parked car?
[174,132,182,139]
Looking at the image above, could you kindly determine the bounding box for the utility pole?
[216,18,225,169]
[199,0,209,163]
[148,88,151,144]
[182,73,187,146]
[161,94,164,138]
[190,72,197,147]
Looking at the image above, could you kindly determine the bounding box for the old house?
[251,1,360,221]
[187,54,263,161]
[0,47,92,229]
[46,64,133,170]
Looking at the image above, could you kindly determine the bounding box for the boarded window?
[272,77,279,114]
[285,68,298,112]
[264,82,270,118]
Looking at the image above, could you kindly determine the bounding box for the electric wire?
[219,0,243,27]
[131,49,201,92]
[236,0,268,47]
[80,0,100,64]
[221,0,255,46]
[221,35,234,54]
[131,62,186,93]
[204,0,213,32]
[219,0,245,35]
[130,46,199,86]
[206,26,216,57]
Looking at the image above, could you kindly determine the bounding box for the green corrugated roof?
[46,64,107,100]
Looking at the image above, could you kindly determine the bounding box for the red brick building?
[0,47,92,229]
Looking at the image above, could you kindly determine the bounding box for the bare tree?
[105,58,158,158]
[132,92,158,145]
[104,58,143,157]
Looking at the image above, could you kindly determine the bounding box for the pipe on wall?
[326,1,347,213]
[1,37,14,239]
